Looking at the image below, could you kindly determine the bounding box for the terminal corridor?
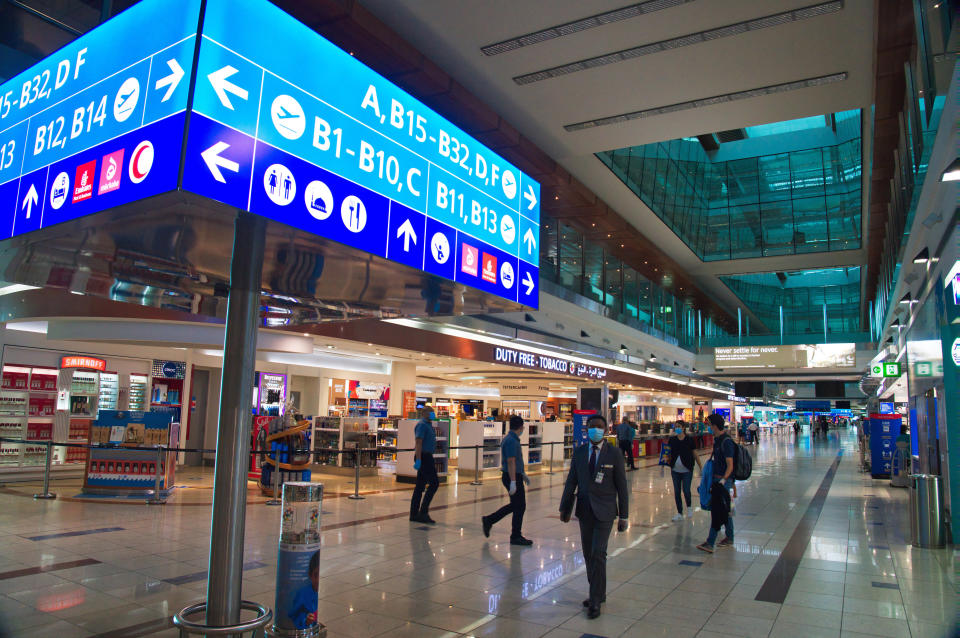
[0,428,953,637]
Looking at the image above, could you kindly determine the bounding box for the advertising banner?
[715,343,855,369]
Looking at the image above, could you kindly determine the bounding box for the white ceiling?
[360,0,876,312]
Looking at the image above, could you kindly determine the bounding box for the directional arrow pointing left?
[154,59,184,103]
[208,66,249,110]
[524,184,537,211]
[201,142,240,183]
[21,184,38,219]
[522,271,535,296]
[397,218,418,252]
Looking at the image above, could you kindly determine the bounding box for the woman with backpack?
[667,421,703,521]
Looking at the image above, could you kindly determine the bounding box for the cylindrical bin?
[269,482,326,638]
[909,474,945,549]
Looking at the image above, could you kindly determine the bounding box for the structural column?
[388,362,417,417]
[205,212,266,627]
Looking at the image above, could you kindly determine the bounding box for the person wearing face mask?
[410,406,440,524]
[481,416,532,545]
[559,415,629,620]
[667,421,703,521]
[616,418,637,470]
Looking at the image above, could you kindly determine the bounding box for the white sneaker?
[671,513,683,521]
[686,509,694,518]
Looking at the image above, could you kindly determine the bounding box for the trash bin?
[909,474,945,548]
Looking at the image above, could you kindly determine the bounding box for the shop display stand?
[396,418,449,483]
[563,421,574,459]
[82,410,177,498]
[376,417,398,469]
[522,421,543,470]
[258,416,311,498]
[458,421,503,476]
[127,373,149,411]
[309,416,379,476]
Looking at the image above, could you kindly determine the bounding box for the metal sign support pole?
[206,212,266,630]
[33,441,56,500]
[147,446,166,505]
[265,454,282,506]
[545,441,555,475]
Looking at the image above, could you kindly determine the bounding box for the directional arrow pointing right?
[523,184,537,211]
[201,142,240,183]
[208,65,249,110]
[522,271,535,296]
[155,59,184,103]
[21,184,38,219]
[397,218,418,252]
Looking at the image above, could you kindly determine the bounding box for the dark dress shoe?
[509,536,533,546]
[587,606,601,619]
[482,516,492,538]
[418,515,437,525]
[582,598,604,607]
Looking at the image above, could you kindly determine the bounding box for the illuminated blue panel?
[185,0,539,307]
[0,0,201,235]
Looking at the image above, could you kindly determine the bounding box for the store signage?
[349,381,389,400]
[912,361,942,377]
[694,400,709,406]
[0,0,199,240]
[796,400,831,412]
[879,402,895,414]
[870,362,902,378]
[60,356,106,371]
[499,382,550,399]
[952,338,960,366]
[493,346,608,380]
[715,343,855,369]
[0,0,540,310]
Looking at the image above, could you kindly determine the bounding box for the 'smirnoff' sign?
[494,346,608,380]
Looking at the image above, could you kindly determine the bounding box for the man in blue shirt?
[481,416,532,545]
[616,419,636,470]
[697,413,735,553]
[410,407,439,524]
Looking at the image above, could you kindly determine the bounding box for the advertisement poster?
[274,543,321,631]
[868,413,901,478]
[402,390,417,418]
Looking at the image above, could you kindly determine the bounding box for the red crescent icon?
[132,145,148,180]
[129,141,153,183]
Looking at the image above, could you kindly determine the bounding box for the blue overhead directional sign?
[184,0,539,307]
[0,0,540,309]
[0,0,201,241]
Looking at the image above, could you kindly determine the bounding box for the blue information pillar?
[868,413,902,478]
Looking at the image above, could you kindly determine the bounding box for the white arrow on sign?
[154,59,184,103]
[208,65,249,110]
[21,184,38,219]
[523,184,537,211]
[201,141,240,183]
[523,228,537,254]
[397,218,418,252]
[522,271,535,296]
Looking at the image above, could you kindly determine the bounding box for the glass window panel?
[792,196,829,254]
[604,256,622,313]
[789,148,825,199]
[827,192,860,251]
[729,204,763,258]
[623,269,639,318]
[758,153,791,202]
[637,276,652,325]
[582,243,604,304]
[761,200,794,256]
[558,224,582,292]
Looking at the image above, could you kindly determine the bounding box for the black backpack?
[733,439,753,481]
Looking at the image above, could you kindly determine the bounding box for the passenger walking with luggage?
[696,414,736,553]
[481,416,533,545]
[667,422,702,520]
[559,414,629,619]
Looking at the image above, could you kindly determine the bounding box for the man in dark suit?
[559,414,629,619]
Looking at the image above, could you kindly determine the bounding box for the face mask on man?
[674,427,683,435]
[588,427,605,443]
[428,411,436,420]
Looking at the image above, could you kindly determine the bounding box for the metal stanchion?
[33,441,56,500]
[545,441,555,475]
[347,448,364,500]
[147,446,166,505]
[471,445,482,486]
[266,451,282,506]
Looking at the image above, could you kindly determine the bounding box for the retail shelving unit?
[376,417,398,467]
[396,418,449,483]
[310,416,379,475]
[541,421,568,470]
[127,373,149,411]
[523,421,543,469]
[563,421,574,459]
[458,420,503,475]
[312,416,341,466]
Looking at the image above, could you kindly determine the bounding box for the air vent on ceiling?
[566,72,848,131]
[715,129,746,143]
[513,0,843,85]
[481,0,694,56]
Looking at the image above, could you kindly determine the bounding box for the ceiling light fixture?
[940,157,960,182]
[565,72,848,131]
[515,1,841,85]
[913,247,930,264]
[480,0,695,56]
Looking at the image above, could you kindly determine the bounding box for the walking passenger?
[409,407,439,524]
[616,418,636,470]
[559,415,630,619]
[667,421,702,520]
[482,416,532,545]
[696,414,735,553]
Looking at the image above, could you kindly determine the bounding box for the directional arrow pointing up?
[522,271,535,296]
[208,66,249,110]
[523,228,537,254]
[397,218,418,252]
[524,184,537,211]
[21,184,38,219]
[155,59,184,103]
[201,142,240,183]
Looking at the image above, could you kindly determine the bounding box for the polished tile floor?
[0,428,954,637]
